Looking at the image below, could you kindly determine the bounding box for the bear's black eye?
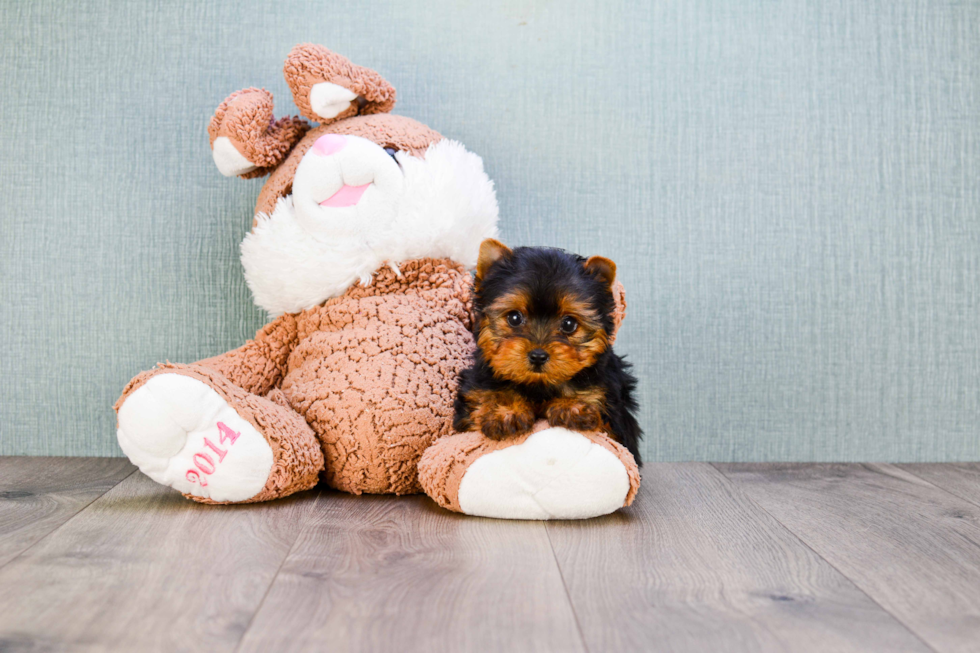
[506,311,524,328]
[560,316,578,334]
[384,146,399,159]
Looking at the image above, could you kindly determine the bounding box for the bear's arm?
[195,313,299,396]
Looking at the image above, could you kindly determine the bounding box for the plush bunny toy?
[115,44,640,519]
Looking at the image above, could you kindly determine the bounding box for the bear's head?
[209,44,499,316]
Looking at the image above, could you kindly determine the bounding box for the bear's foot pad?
[457,427,632,520]
[117,374,273,502]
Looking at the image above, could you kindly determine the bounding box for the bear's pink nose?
[311,134,347,156]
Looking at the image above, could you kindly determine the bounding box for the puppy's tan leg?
[464,388,536,440]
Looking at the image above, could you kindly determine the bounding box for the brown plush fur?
[283,43,397,122]
[118,259,474,499]
[281,260,474,494]
[207,88,310,178]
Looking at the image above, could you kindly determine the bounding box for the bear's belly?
[280,294,474,495]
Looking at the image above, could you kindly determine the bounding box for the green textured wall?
[2,0,978,460]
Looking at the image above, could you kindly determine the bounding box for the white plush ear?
[212,136,257,177]
[309,82,358,120]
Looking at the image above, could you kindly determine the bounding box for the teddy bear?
[114,43,640,519]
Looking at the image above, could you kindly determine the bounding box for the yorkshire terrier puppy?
[454,239,643,463]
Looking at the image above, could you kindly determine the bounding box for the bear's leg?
[418,420,640,520]
[115,364,323,504]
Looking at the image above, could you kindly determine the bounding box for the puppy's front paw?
[464,388,536,440]
[479,405,536,440]
[546,399,602,432]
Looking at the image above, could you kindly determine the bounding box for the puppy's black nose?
[528,349,549,366]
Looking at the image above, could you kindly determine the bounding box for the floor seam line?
[0,465,139,573]
[709,463,941,653]
[544,523,591,653]
[232,490,322,653]
[893,464,980,510]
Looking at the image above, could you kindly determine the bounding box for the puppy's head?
[474,239,617,386]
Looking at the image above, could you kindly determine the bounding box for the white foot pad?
[456,427,631,520]
[117,374,274,502]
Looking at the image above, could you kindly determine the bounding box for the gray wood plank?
[0,456,135,567]
[547,463,931,653]
[717,463,980,653]
[0,472,318,653]
[897,464,980,508]
[237,492,587,653]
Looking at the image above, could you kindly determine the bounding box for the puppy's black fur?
[454,243,643,463]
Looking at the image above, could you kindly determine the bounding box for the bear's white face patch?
[291,134,404,243]
[241,138,500,317]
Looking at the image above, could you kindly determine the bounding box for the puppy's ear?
[476,239,512,282]
[584,256,617,290]
[609,278,627,344]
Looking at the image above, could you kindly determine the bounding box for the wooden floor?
[0,459,978,652]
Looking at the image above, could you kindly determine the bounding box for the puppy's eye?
[384,146,399,159]
[560,316,578,334]
[506,311,524,327]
